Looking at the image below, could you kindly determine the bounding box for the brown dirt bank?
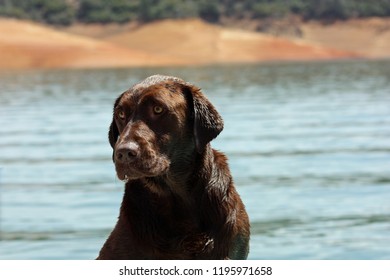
[0,17,372,70]
[104,19,359,64]
[0,18,183,70]
[300,18,390,58]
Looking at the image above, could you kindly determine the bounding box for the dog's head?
[108,75,223,181]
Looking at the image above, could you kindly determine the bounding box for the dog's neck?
[120,145,214,233]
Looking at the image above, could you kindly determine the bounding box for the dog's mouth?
[116,156,170,182]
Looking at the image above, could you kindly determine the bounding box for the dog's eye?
[118,110,125,120]
[153,106,164,114]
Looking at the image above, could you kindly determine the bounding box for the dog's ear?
[183,84,224,153]
[108,94,122,149]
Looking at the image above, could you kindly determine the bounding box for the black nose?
[115,142,140,163]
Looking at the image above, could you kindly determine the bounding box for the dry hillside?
[300,18,390,58]
[0,18,182,69]
[2,17,387,70]
[104,19,359,64]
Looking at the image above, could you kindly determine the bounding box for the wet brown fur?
[97,75,250,259]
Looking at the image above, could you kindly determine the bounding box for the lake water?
[0,60,390,260]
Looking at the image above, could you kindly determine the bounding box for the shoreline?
[2,57,386,75]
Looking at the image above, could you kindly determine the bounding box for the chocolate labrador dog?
[97,75,250,259]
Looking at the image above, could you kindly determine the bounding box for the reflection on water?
[1,60,390,259]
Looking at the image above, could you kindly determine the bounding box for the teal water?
[0,60,390,259]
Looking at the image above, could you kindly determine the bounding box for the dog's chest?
[124,180,201,235]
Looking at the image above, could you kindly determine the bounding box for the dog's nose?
[115,142,140,163]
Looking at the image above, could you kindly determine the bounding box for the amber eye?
[118,110,125,120]
[153,105,164,114]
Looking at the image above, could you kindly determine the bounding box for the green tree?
[0,0,75,25]
[198,0,220,22]
[304,0,349,20]
[41,0,76,25]
[78,0,139,23]
[252,1,290,19]
[2,0,390,25]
